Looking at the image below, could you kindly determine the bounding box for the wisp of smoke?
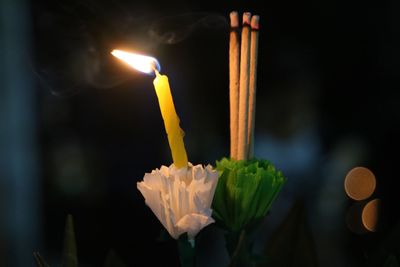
[34,4,228,97]
[148,13,228,44]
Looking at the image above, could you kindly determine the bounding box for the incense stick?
[237,12,251,160]
[247,15,259,159]
[229,11,240,160]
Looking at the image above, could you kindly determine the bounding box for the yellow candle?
[111,49,188,168]
[153,71,188,168]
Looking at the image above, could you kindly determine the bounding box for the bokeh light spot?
[362,198,380,232]
[344,166,376,200]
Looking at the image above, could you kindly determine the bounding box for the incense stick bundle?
[247,15,260,159]
[237,12,251,160]
[229,11,240,160]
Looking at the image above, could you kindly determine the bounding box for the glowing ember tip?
[111,49,161,74]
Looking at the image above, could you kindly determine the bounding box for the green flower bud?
[212,158,285,232]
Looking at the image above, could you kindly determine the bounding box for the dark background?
[0,0,399,266]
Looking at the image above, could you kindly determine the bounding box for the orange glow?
[362,199,380,232]
[111,49,160,74]
[111,49,188,167]
[344,167,376,201]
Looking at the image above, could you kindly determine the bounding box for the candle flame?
[111,49,161,74]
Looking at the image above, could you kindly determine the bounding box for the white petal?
[175,213,215,239]
[143,172,162,190]
[159,165,170,177]
[137,163,219,240]
[137,182,167,232]
[192,164,206,181]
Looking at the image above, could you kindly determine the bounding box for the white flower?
[137,163,218,240]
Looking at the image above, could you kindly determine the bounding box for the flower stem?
[228,230,247,267]
[177,235,196,267]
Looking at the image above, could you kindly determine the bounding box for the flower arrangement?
[34,10,286,267]
[131,11,286,266]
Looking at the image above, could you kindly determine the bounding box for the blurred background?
[1,0,399,266]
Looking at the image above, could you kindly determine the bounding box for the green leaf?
[62,214,78,267]
[33,252,51,267]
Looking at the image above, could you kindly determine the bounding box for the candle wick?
[151,62,160,76]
